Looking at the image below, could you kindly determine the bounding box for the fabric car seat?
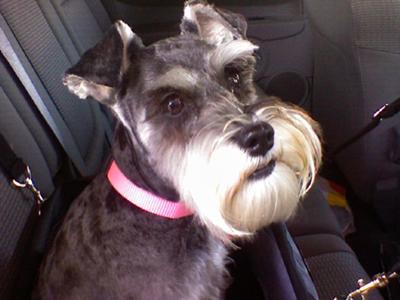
[304,0,400,210]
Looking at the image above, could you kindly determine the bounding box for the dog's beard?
[174,104,322,242]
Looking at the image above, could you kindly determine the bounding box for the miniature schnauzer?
[34,1,322,299]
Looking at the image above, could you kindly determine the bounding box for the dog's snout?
[234,122,274,157]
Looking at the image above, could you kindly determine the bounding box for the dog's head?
[64,0,322,242]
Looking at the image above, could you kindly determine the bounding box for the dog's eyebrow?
[148,66,198,90]
[209,40,258,71]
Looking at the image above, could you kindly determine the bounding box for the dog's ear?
[181,0,248,45]
[63,20,143,105]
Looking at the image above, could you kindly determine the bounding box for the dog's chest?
[37,176,228,299]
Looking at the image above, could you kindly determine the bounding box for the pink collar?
[107,161,193,219]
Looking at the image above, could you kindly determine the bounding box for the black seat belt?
[0,132,47,299]
[332,97,400,156]
[0,15,89,176]
[0,134,45,215]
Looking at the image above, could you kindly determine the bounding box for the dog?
[34,1,322,299]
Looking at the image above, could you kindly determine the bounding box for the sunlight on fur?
[177,103,322,243]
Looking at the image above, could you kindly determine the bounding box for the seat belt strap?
[0,16,87,176]
[0,133,26,181]
[0,133,46,215]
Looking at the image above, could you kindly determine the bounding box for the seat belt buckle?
[335,272,399,300]
[12,166,46,216]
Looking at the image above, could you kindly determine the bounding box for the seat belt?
[245,224,319,300]
[0,133,45,215]
[0,16,88,176]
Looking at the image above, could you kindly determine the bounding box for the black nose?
[234,122,274,157]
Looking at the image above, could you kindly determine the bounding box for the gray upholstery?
[288,185,384,300]
[0,63,58,195]
[304,0,400,203]
[4,0,108,171]
[295,234,353,258]
[0,2,113,295]
[288,185,343,237]
[351,0,400,53]
[307,252,382,300]
[45,0,108,55]
[0,171,35,300]
[0,0,113,191]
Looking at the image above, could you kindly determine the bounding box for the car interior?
[1,0,400,299]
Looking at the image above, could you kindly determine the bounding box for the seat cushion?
[288,184,343,238]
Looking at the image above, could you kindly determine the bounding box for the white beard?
[174,104,322,242]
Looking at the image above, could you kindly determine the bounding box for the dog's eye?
[164,93,184,115]
[225,65,241,92]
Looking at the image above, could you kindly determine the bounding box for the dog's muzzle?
[175,102,322,242]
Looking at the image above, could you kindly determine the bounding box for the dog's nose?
[234,122,274,157]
